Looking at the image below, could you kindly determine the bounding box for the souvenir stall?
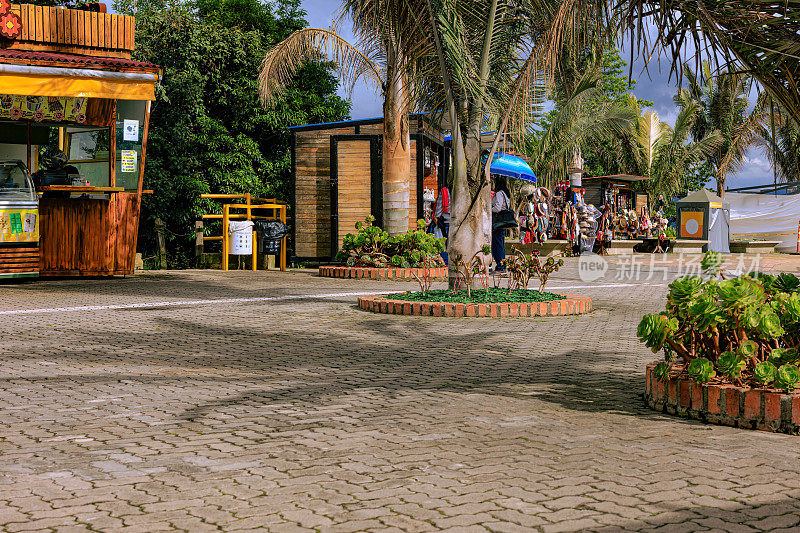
[0,3,160,277]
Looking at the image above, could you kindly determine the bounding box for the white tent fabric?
[727,192,800,252]
[708,208,730,253]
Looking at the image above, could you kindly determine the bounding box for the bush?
[336,216,446,268]
[639,252,800,392]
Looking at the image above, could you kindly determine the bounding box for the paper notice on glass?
[24,213,36,233]
[121,150,137,173]
[123,119,139,141]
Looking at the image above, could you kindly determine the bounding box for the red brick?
[550,301,559,315]
[490,305,498,317]
[432,304,442,317]
[538,302,547,315]
[412,302,421,315]
[444,304,455,317]
[499,305,509,317]
[744,389,761,420]
[723,386,740,418]
[667,378,677,404]
[707,385,721,414]
[765,392,782,422]
[509,303,519,317]
[478,304,488,317]
[654,375,665,400]
[403,302,411,315]
[679,380,691,408]
[793,396,800,426]
[560,300,568,314]
[465,304,475,317]
[420,303,430,316]
[454,303,464,317]
[691,383,704,411]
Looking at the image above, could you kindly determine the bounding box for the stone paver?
[1,257,800,531]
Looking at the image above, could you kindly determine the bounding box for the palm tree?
[613,98,721,197]
[756,101,800,184]
[676,63,765,198]
[258,3,415,236]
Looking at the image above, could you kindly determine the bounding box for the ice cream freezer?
[0,160,39,279]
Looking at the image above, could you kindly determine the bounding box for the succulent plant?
[768,348,800,367]
[739,340,758,359]
[701,250,724,277]
[688,357,716,384]
[637,314,675,353]
[757,311,785,339]
[653,362,671,382]
[717,277,766,313]
[667,276,704,318]
[754,361,777,386]
[717,351,746,378]
[690,294,723,332]
[773,273,800,294]
[775,364,800,392]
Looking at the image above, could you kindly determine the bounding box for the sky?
[300,0,774,190]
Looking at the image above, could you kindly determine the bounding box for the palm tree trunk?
[448,122,492,288]
[716,173,725,199]
[382,47,411,236]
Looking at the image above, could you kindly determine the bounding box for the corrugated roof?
[0,49,159,71]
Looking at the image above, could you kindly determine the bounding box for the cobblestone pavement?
[2,257,800,532]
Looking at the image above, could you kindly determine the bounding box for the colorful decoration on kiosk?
[0,0,22,40]
[0,209,38,243]
[0,95,87,123]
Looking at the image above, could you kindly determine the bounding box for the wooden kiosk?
[289,114,448,262]
[0,3,159,277]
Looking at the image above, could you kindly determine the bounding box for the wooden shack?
[289,114,448,261]
[0,3,160,277]
[582,174,651,213]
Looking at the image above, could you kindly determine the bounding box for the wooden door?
[330,135,381,257]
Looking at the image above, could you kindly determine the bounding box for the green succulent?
[754,361,777,386]
[637,314,676,353]
[739,340,758,359]
[776,292,800,322]
[689,294,723,332]
[717,351,746,378]
[717,278,766,313]
[768,348,800,367]
[773,273,800,294]
[775,364,800,392]
[701,250,724,277]
[688,357,716,384]
[757,311,785,339]
[653,362,671,382]
[667,276,704,317]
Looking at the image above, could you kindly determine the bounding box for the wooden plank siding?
[294,128,354,258]
[38,193,140,276]
[0,247,39,274]
[7,4,134,58]
[336,140,373,251]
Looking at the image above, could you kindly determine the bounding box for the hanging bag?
[492,192,517,231]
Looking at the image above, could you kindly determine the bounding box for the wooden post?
[222,204,229,271]
[155,217,166,269]
[280,204,287,271]
[195,220,203,267]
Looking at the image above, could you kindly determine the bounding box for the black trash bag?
[254,220,289,254]
[253,220,289,240]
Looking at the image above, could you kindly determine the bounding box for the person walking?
[433,184,450,263]
[491,176,512,271]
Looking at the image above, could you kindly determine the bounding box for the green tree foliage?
[115,0,350,267]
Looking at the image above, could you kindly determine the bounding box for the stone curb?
[357,294,592,318]
[645,361,800,434]
[319,265,449,281]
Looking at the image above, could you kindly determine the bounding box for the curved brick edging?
[646,362,800,434]
[319,265,448,281]
[357,293,592,317]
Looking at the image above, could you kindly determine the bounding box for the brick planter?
[319,265,448,281]
[357,293,591,317]
[645,362,800,434]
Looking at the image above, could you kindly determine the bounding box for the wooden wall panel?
[336,140,372,250]
[39,194,141,276]
[294,128,354,258]
[8,4,134,58]
[0,247,39,275]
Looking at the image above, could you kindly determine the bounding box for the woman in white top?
[491,176,512,271]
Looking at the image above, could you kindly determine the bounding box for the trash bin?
[254,220,289,256]
[228,220,254,255]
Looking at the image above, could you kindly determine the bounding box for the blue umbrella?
[490,152,537,183]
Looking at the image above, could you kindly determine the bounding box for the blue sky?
[300,0,772,190]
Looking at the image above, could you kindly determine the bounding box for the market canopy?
[0,50,160,101]
[490,152,536,183]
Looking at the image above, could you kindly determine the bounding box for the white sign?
[123,119,139,141]
[121,150,137,173]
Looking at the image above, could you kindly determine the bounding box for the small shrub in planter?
[337,216,446,268]
[639,251,800,392]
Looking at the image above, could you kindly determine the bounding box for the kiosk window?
[0,162,34,201]
[66,126,111,187]
[115,101,146,191]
